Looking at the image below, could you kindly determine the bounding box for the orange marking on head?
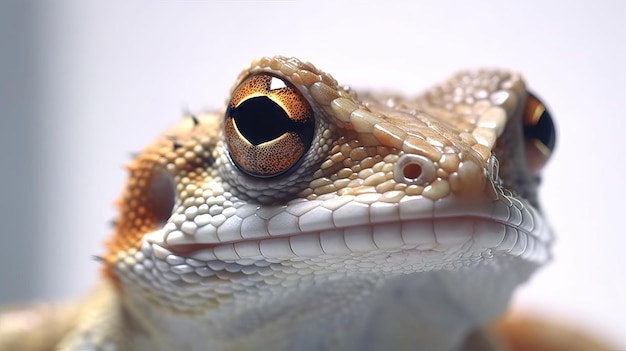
[102,142,175,285]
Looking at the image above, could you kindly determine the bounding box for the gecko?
[6,56,610,351]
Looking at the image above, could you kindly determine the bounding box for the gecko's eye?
[523,92,556,174]
[224,74,315,178]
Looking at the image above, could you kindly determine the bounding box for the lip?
[147,185,551,265]
[157,210,550,265]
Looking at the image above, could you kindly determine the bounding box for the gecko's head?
[103,56,555,317]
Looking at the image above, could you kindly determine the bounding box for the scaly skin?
[5,56,607,351]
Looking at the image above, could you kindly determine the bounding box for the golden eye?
[224,74,315,178]
[523,92,556,174]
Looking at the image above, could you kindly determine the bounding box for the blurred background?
[1,0,624,348]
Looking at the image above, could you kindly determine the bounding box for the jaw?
[111,187,551,310]
[109,193,550,350]
[119,250,539,351]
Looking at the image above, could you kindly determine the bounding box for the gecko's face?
[104,57,555,322]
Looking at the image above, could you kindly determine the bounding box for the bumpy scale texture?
[2,56,559,351]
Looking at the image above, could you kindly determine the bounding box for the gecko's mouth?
[165,243,220,256]
[149,182,552,265]
[158,210,549,265]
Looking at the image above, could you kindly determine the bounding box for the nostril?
[402,163,423,180]
[394,154,437,185]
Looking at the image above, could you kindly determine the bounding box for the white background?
[1,1,624,348]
